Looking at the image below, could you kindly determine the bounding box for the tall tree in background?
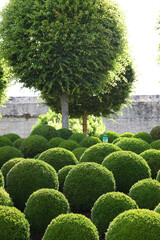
[0,63,8,109]
[0,0,129,128]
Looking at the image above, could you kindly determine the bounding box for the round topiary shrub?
[57,128,73,140]
[79,143,121,164]
[59,139,80,151]
[151,139,160,150]
[120,132,134,138]
[156,169,160,181]
[30,124,58,140]
[3,133,20,142]
[48,137,64,148]
[0,136,13,147]
[102,151,151,193]
[6,159,59,210]
[42,213,99,240]
[115,137,151,154]
[58,165,75,192]
[129,179,160,210]
[1,157,25,184]
[0,206,30,240]
[79,136,101,148]
[69,133,86,143]
[99,131,120,143]
[0,146,23,168]
[154,203,160,213]
[24,188,70,233]
[0,170,4,188]
[91,192,138,235]
[72,147,87,161]
[13,138,25,149]
[20,135,49,158]
[38,147,78,172]
[140,149,160,178]
[0,187,13,206]
[150,125,160,141]
[63,162,116,212]
[105,209,160,240]
[133,131,153,144]
[112,137,129,144]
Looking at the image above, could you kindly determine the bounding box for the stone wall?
[0,95,159,137]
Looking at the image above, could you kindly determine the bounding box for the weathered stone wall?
[0,95,159,137]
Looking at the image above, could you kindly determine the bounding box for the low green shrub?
[58,165,75,192]
[56,128,73,140]
[42,213,99,240]
[0,187,13,206]
[112,137,128,144]
[140,149,160,178]
[151,140,160,150]
[91,192,138,234]
[0,171,4,188]
[3,133,20,142]
[79,143,121,164]
[20,135,49,158]
[102,151,151,193]
[13,138,25,149]
[69,133,86,143]
[6,159,59,210]
[24,188,70,233]
[79,136,101,148]
[129,179,160,210]
[156,169,160,181]
[99,131,120,143]
[63,162,116,211]
[154,203,160,213]
[0,146,23,168]
[0,136,12,147]
[0,206,30,240]
[38,148,78,172]
[115,137,151,154]
[120,132,134,138]
[105,209,160,240]
[59,139,79,151]
[133,131,153,144]
[150,125,160,141]
[72,147,87,161]
[48,137,64,148]
[30,124,58,140]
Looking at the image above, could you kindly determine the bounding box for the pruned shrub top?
[20,135,49,158]
[0,206,30,240]
[30,124,58,140]
[57,128,73,140]
[69,133,86,143]
[120,132,134,138]
[115,137,151,154]
[99,131,120,143]
[150,125,160,141]
[3,133,20,142]
[38,147,78,172]
[48,137,64,148]
[63,162,116,211]
[129,179,160,210]
[0,170,4,188]
[24,188,70,233]
[105,209,160,240]
[42,213,99,240]
[6,159,59,210]
[80,143,121,164]
[58,165,75,192]
[0,146,23,168]
[0,187,13,207]
[72,147,87,161]
[151,139,160,150]
[13,138,25,149]
[59,139,80,151]
[133,131,153,144]
[102,151,151,193]
[0,136,13,147]
[140,149,160,178]
[79,136,101,148]
[91,192,138,234]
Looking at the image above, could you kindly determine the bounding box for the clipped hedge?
[0,170,4,188]
[0,187,13,206]
[56,128,73,140]
[59,139,79,151]
[120,132,134,138]
[115,137,151,154]
[20,135,49,158]
[58,165,75,192]
[133,131,153,144]
[24,188,70,233]
[150,139,160,150]
[63,162,116,211]
[6,159,59,210]
[105,209,160,240]
[140,149,160,178]
[72,147,87,161]
[79,143,121,164]
[30,124,58,140]
[79,136,101,148]
[150,125,160,141]
[102,151,151,193]
[91,192,138,234]
[13,138,25,149]
[99,131,120,143]
[3,133,20,142]
[69,133,86,143]
[0,206,30,240]
[42,213,99,240]
[38,147,78,172]
[129,179,160,210]
[48,137,64,148]
[0,146,23,168]
[0,136,13,147]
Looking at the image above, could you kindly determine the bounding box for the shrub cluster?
[0,146,23,168]
[30,124,58,140]
[150,139,160,150]
[72,147,87,161]
[58,165,75,192]
[79,136,101,148]
[3,133,20,142]
[133,131,153,144]
[99,131,120,143]
[0,187,13,206]
[69,133,86,143]
[120,132,134,138]
[59,139,79,151]
[48,137,64,148]
[56,128,73,140]
[150,125,160,141]
[13,138,25,149]
[0,136,12,147]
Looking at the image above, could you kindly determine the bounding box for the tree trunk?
[82,114,88,135]
[60,92,69,129]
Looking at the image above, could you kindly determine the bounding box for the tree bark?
[82,114,88,135]
[60,92,69,129]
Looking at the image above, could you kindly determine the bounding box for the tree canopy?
[0,63,8,108]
